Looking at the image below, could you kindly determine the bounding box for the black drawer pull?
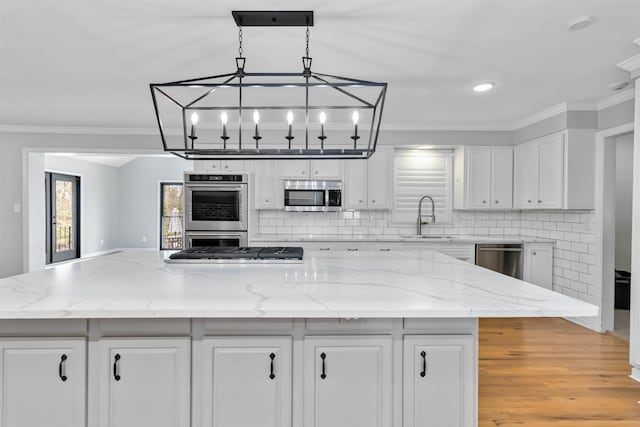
[420,351,427,378]
[59,354,68,382]
[347,248,358,251]
[320,352,327,379]
[113,354,121,381]
[269,353,276,380]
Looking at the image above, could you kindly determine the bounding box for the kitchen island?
[0,249,597,427]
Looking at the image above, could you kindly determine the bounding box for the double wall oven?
[184,173,248,248]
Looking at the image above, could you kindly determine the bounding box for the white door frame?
[594,123,634,333]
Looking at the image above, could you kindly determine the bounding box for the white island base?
[1,317,477,427]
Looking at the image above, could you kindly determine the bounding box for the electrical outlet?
[13,203,21,214]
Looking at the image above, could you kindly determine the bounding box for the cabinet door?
[344,160,368,209]
[367,147,392,209]
[97,337,190,427]
[537,134,564,209]
[221,160,245,173]
[196,337,292,427]
[195,161,222,172]
[466,148,492,209]
[491,148,513,208]
[403,335,475,427]
[253,161,278,209]
[523,244,554,290]
[277,160,309,179]
[310,160,343,179]
[513,142,538,209]
[303,336,392,427]
[0,338,86,427]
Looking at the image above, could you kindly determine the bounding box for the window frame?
[391,149,455,225]
[159,182,184,251]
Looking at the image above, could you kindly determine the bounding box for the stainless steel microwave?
[283,180,342,212]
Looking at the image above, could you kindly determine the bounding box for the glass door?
[46,172,80,264]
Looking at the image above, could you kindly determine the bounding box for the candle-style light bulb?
[253,110,260,124]
[189,112,199,142]
[252,110,261,148]
[287,110,294,125]
[221,111,228,125]
[318,111,327,148]
[319,111,326,125]
[220,111,228,143]
[352,110,359,125]
[351,110,360,149]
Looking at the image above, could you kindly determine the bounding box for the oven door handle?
[187,185,245,191]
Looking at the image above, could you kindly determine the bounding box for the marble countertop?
[0,249,596,319]
[251,234,554,244]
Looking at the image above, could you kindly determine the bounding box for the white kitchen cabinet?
[344,146,392,210]
[454,146,513,209]
[252,161,278,209]
[195,160,245,173]
[0,338,86,427]
[514,130,594,210]
[523,243,554,290]
[310,160,343,179]
[403,335,475,427]
[303,336,392,427]
[277,160,310,179]
[195,337,292,427]
[96,337,190,427]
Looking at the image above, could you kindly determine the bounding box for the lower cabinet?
[97,337,191,427]
[195,336,292,427]
[303,336,393,427]
[523,243,554,290]
[0,338,86,427]
[403,335,475,427]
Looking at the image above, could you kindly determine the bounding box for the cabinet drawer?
[305,318,394,332]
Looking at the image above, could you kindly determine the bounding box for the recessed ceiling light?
[568,16,594,31]
[473,82,495,93]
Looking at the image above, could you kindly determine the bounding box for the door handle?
[113,354,121,381]
[420,351,427,378]
[320,352,327,379]
[58,354,68,382]
[269,353,276,380]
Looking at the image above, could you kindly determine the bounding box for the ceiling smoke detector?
[567,16,594,31]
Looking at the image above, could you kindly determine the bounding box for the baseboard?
[81,249,121,259]
[563,315,602,332]
[630,367,640,383]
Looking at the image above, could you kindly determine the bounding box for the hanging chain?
[305,26,310,57]
[238,26,243,58]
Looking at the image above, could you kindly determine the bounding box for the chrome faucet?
[417,195,436,235]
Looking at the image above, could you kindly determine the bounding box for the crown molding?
[618,53,640,77]
[597,88,635,110]
[510,101,597,131]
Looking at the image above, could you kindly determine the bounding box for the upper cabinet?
[344,146,392,210]
[513,130,594,210]
[454,147,513,209]
[276,160,343,180]
[194,160,246,173]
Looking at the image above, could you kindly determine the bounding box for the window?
[393,150,453,223]
[160,183,184,250]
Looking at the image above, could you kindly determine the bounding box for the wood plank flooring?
[479,317,640,427]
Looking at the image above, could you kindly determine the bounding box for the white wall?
[44,155,120,257]
[616,133,634,271]
[117,156,192,249]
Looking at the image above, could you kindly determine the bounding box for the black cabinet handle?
[113,354,121,381]
[420,351,427,378]
[59,354,68,382]
[269,353,276,380]
[320,352,327,380]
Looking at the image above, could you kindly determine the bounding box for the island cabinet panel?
[403,335,475,427]
[0,338,86,427]
[303,336,393,427]
[96,337,190,427]
[194,337,292,427]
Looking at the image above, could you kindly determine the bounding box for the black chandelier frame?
[149,11,388,160]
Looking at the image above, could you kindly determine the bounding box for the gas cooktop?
[166,246,304,264]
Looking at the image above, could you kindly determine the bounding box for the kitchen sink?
[400,235,453,240]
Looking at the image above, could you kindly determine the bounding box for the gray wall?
[616,133,634,271]
[117,156,192,249]
[44,155,119,256]
[599,100,635,131]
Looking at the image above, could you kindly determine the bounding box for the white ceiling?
[1,0,639,130]
[47,153,150,168]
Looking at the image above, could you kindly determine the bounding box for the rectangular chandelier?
[149,11,387,160]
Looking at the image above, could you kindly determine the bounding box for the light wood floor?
[479,317,640,427]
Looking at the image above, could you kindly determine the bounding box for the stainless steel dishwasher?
[475,244,523,279]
